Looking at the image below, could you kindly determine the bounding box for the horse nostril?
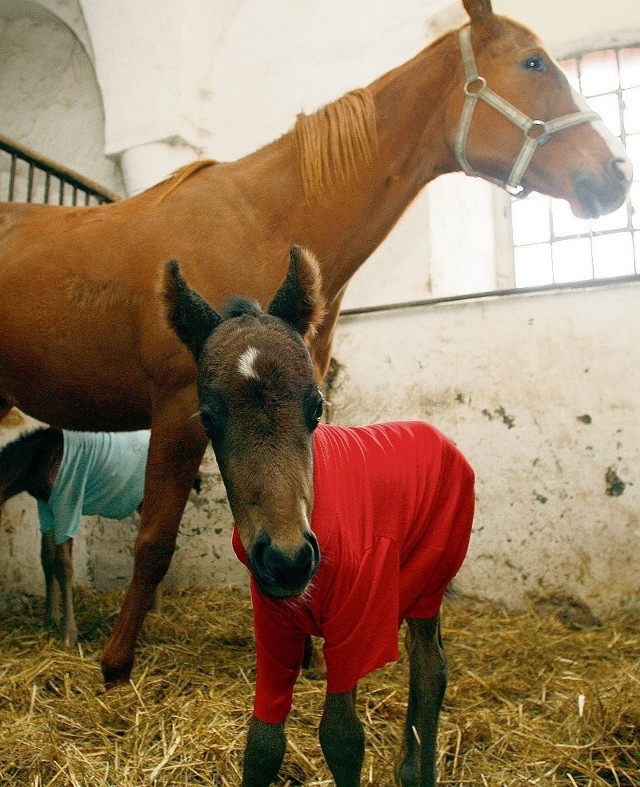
[611,156,633,185]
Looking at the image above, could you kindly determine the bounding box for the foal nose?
[250,530,320,598]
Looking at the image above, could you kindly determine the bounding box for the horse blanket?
[37,430,150,545]
[232,420,475,724]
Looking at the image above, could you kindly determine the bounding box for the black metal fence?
[0,133,120,206]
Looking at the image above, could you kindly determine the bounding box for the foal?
[0,428,151,645]
[164,246,475,786]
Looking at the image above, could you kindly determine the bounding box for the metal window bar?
[0,132,120,205]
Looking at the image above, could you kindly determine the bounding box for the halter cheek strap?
[455,25,599,197]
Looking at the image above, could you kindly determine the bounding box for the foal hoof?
[394,759,420,787]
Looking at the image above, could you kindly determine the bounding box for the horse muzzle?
[249,529,320,599]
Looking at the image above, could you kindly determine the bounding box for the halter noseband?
[455,25,599,197]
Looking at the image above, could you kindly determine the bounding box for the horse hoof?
[101,658,133,688]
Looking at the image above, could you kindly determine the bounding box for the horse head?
[164,246,325,599]
[449,0,632,217]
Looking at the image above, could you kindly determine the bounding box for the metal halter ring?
[524,120,550,145]
[464,75,486,97]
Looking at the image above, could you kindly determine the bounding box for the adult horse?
[0,0,631,685]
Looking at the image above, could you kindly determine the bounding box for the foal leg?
[40,530,61,628]
[242,716,287,786]
[319,689,365,786]
[54,539,78,647]
[395,615,447,787]
[100,393,207,686]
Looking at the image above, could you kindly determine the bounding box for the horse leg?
[242,716,287,786]
[53,539,78,647]
[40,530,61,627]
[319,689,364,786]
[135,502,162,614]
[395,615,446,787]
[100,392,207,686]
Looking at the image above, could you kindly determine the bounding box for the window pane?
[580,50,619,96]
[551,199,589,237]
[592,233,634,278]
[623,87,640,134]
[511,198,550,245]
[512,45,639,290]
[552,238,593,282]
[587,93,621,136]
[632,182,640,230]
[590,202,629,233]
[620,48,640,89]
[514,243,553,287]
[625,134,640,182]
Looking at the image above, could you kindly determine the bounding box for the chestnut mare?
[164,247,469,786]
[0,0,631,685]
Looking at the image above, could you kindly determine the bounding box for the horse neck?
[253,31,462,300]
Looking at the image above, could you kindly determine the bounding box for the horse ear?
[163,259,222,359]
[267,245,325,340]
[462,0,493,21]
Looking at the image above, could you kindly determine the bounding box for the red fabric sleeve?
[232,528,306,724]
[250,585,307,724]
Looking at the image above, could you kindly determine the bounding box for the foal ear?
[463,0,493,21]
[163,259,222,359]
[267,245,325,339]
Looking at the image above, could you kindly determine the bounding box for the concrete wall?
[0,0,638,614]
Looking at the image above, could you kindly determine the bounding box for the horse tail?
[0,427,62,504]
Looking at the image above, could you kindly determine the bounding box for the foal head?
[164,246,325,599]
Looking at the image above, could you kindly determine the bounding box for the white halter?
[455,25,599,197]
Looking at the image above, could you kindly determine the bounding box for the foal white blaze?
[238,346,261,381]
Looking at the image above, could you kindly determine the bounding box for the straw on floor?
[0,585,638,786]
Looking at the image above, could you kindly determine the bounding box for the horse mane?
[294,88,378,202]
[154,159,218,203]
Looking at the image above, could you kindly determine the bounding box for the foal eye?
[522,54,548,74]
[200,409,218,437]
[306,390,324,430]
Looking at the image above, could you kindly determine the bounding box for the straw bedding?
[0,586,638,786]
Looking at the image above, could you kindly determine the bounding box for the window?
[511,45,640,288]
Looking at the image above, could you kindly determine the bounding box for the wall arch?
[0,0,124,193]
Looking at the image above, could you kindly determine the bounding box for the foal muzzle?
[249,529,321,599]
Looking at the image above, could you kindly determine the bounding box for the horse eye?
[522,54,548,74]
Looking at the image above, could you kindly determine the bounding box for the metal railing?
[0,132,121,206]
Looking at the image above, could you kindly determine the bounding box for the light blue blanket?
[37,430,150,545]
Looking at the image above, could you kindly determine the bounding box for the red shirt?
[232,420,475,724]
